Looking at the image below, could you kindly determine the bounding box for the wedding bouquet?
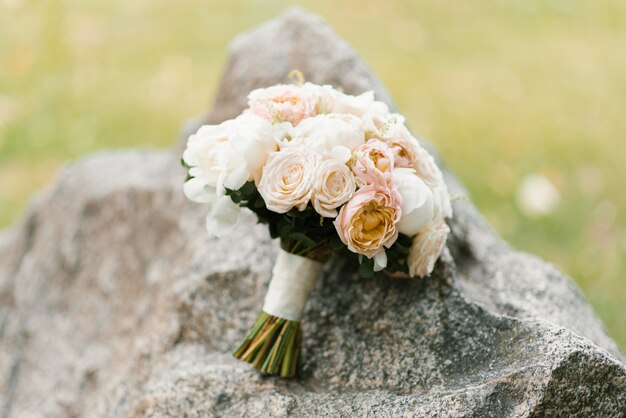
[182,77,452,377]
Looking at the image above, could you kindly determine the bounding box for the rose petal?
[206,196,240,237]
[373,250,387,272]
[184,178,216,203]
[330,145,352,164]
[223,165,248,191]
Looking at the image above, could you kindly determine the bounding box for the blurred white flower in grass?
[516,174,561,218]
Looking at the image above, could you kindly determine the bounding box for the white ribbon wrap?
[262,249,323,322]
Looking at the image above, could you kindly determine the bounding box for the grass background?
[1,0,624,351]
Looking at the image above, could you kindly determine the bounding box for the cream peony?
[412,143,444,188]
[330,89,390,117]
[407,221,450,277]
[247,84,318,126]
[334,184,401,258]
[182,120,233,203]
[258,147,320,213]
[182,114,280,205]
[350,139,395,186]
[393,168,435,236]
[289,113,365,156]
[311,160,357,218]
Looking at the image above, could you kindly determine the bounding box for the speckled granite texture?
[1,8,624,418]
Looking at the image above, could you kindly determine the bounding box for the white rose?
[407,221,450,277]
[393,168,435,236]
[311,159,357,218]
[258,147,320,213]
[290,113,365,156]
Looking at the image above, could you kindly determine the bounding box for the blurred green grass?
[1,0,624,351]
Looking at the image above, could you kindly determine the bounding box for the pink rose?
[350,139,395,186]
[247,84,317,126]
[333,184,401,258]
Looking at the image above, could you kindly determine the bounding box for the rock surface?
[1,8,625,418]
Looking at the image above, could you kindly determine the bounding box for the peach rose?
[258,147,320,213]
[407,221,450,277]
[334,184,401,258]
[247,84,317,126]
[311,160,357,218]
[350,139,395,186]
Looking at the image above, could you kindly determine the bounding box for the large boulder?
[1,8,624,418]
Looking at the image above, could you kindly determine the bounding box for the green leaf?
[253,197,265,209]
[239,181,256,199]
[397,233,412,247]
[286,208,303,217]
[279,223,293,237]
[359,263,375,278]
[268,224,279,239]
[230,192,242,204]
[394,243,410,255]
[329,234,344,250]
[288,232,317,248]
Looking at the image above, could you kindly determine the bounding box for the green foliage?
[225,181,336,261]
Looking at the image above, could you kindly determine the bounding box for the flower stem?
[233,311,301,378]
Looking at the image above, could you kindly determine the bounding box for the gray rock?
[1,8,625,418]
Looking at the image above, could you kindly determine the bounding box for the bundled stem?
[233,312,301,377]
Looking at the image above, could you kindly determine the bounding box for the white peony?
[311,159,357,218]
[258,147,321,213]
[182,121,233,202]
[289,113,365,157]
[330,89,390,117]
[182,114,282,203]
[393,168,435,236]
[407,221,450,277]
[183,114,286,237]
